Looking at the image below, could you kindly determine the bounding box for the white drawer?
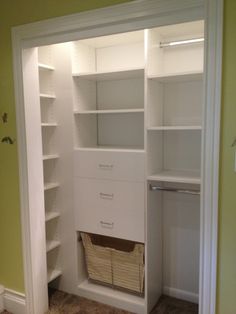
[74,150,145,182]
[74,178,145,242]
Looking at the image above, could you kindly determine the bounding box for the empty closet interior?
[25,20,204,314]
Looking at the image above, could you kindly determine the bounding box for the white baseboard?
[0,285,4,312]
[163,286,198,304]
[1,287,26,314]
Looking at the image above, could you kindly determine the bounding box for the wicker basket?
[81,233,144,294]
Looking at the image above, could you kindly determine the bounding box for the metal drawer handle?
[99,192,114,200]
[100,221,114,229]
[98,164,114,170]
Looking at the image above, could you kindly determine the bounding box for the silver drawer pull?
[100,221,114,229]
[99,192,114,200]
[98,164,114,170]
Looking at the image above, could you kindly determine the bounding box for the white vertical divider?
[145,29,163,313]
[22,48,48,314]
[50,42,85,293]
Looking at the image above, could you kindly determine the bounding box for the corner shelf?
[43,154,59,161]
[41,122,58,127]
[47,268,62,283]
[45,211,60,222]
[75,146,145,153]
[74,109,144,115]
[44,182,60,191]
[147,71,203,83]
[46,240,61,253]
[38,63,55,71]
[40,93,56,99]
[147,170,201,185]
[147,126,202,131]
[72,67,144,81]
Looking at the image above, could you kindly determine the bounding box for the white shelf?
[46,240,61,253]
[47,268,62,283]
[77,279,145,313]
[72,67,144,81]
[43,154,59,161]
[40,93,56,99]
[147,71,203,82]
[74,109,144,115]
[44,182,60,191]
[75,146,145,153]
[147,126,202,131]
[148,170,201,184]
[45,211,60,222]
[41,122,58,127]
[38,63,55,71]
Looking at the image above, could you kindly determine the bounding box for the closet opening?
[14,0,222,308]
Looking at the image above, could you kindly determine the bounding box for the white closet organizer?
[33,21,204,314]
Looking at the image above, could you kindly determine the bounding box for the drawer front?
[74,150,145,182]
[74,178,145,242]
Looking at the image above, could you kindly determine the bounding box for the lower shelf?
[46,240,61,253]
[45,211,60,222]
[77,279,145,314]
[47,268,62,283]
[148,170,201,185]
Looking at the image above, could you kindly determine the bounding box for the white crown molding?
[0,285,4,312]
[13,0,204,48]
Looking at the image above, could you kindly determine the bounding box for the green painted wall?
[217,1,236,313]
[0,0,132,294]
[0,0,235,312]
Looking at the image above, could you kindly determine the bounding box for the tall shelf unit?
[33,20,204,314]
[38,46,62,284]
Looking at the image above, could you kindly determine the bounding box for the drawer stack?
[74,149,145,242]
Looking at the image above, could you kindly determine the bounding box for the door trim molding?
[11,0,223,313]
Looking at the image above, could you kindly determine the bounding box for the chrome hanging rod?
[160,37,204,48]
[149,184,200,195]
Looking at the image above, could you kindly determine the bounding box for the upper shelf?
[148,169,201,185]
[147,71,203,83]
[72,67,144,81]
[74,109,144,115]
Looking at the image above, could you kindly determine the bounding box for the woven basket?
[81,233,144,294]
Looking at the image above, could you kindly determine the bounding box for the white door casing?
[11,0,223,313]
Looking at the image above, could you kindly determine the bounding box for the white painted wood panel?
[71,42,96,74]
[147,21,204,77]
[38,45,54,66]
[74,178,145,242]
[22,47,48,314]
[148,80,203,127]
[163,130,201,172]
[98,112,144,148]
[97,78,144,110]
[163,191,200,300]
[146,185,162,312]
[49,43,79,294]
[72,78,96,111]
[96,42,144,72]
[74,150,145,182]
